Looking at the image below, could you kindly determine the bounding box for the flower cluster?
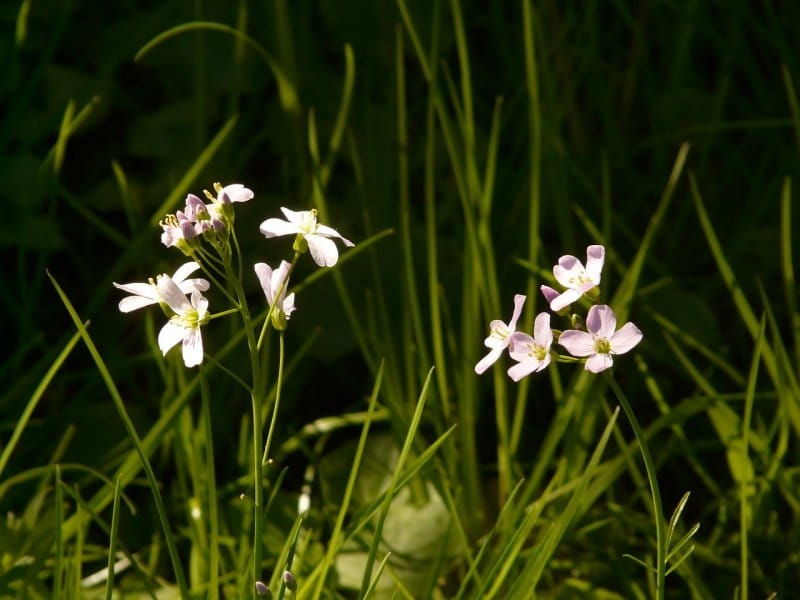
[115,183,354,367]
[476,245,642,379]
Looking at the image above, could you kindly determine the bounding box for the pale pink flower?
[507,312,553,381]
[558,304,642,373]
[113,262,209,313]
[254,260,296,330]
[475,294,526,374]
[156,276,209,368]
[548,245,605,311]
[259,208,354,267]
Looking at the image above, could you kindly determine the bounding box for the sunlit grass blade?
[666,492,691,550]
[47,271,190,600]
[779,177,799,370]
[104,474,122,600]
[135,21,298,114]
[54,465,64,600]
[0,328,81,479]
[310,363,384,599]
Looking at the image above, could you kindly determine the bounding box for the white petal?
[283,293,296,317]
[118,295,158,313]
[171,261,201,284]
[182,328,204,367]
[157,276,190,314]
[219,183,253,203]
[316,223,355,247]
[475,345,504,374]
[279,207,307,226]
[558,330,595,357]
[191,290,208,317]
[550,288,581,312]
[507,332,534,361]
[113,281,157,298]
[585,245,605,284]
[609,322,643,354]
[586,353,613,373]
[158,322,185,356]
[307,234,339,267]
[260,217,299,238]
[254,262,275,303]
[587,305,617,337]
[178,278,210,294]
[507,359,539,382]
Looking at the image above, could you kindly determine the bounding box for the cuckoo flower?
[546,244,605,312]
[259,207,354,267]
[507,312,553,381]
[113,262,209,313]
[156,276,210,368]
[558,304,642,373]
[475,294,526,374]
[254,260,296,330]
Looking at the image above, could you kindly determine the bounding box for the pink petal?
[609,322,643,354]
[586,305,617,337]
[507,332,534,361]
[158,322,185,356]
[585,353,613,373]
[558,330,596,357]
[553,255,583,288]
[584,245,605,283]
[260,217,299,238]
[532,312,552,347]
[540,285,559,305]
[507,294,527,330]
[307,234,339,267]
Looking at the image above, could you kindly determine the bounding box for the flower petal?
[157,276,191,313]
[118,295,158,313]
[585,353,613,373]
[507,294,527,331]
[172,261,201,284]
[584,245,605,283]
[260,217,299,238]
[507,358,542,382]
[532,312,553,347]
[113,281,157,298]
[540,285,560,305]
[549,288,581,312]
[609,322,643,354]
[182,328,204,367]
[254,262,275,303]
[306,234,339,267]
[586,305,617,337]
[279,207,307,227]
[283,292,296,317]
[158,322,185,356]
[178,278,210,294]
[475,345,505,374]
[553,255,583,288]
[507,332,535,361]
[316,223,355,247]
[219,183,253,204]
[558,330,596,357]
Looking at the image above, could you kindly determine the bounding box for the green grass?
[2,0,800,598]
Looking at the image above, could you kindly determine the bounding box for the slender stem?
[262,332,285,466]
[606,372,666,600]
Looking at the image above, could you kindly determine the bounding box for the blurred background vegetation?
[2,0,800,597]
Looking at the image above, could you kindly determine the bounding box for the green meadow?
[2,1,799,598]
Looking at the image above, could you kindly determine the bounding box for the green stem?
[606,372,666,600]
[262,332,285,466]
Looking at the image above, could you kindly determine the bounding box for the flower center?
[173,306,205,329]
[594,336,611,354]
[490,323,511,341]
[527,342,548,361]
[300,209,318,234]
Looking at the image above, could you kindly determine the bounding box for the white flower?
[558,304,643,373]
[507,312,553,381]
[156,276,210,368]
[547,245,605,311]
[259,207,354,267]
[215,183,253,205]
[113,262,209,313]
[475,294,526,374]
[254,260,296,330]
